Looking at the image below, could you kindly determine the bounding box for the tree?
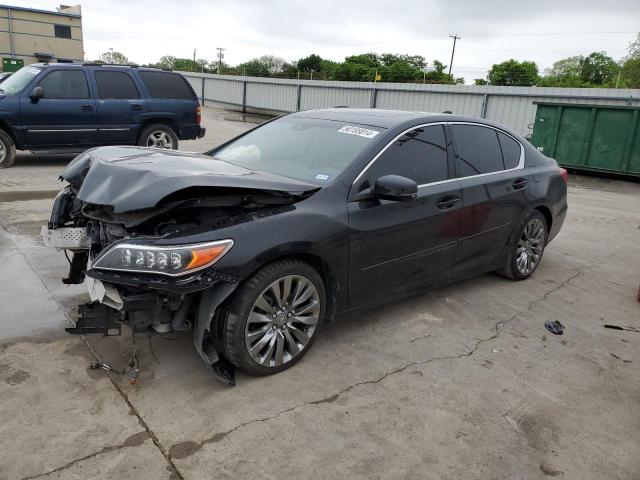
[488,59,539,86]
[100,50,129,65]
[619,58,640,88]
[627,33,640,60]
[296,54,323,73]
[538,55,584,87]
[474,78,488,85]
[579,52,619,86]
[618,34,640,88]
[237,58,270,77]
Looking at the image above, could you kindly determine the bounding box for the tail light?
[196,105,201,124]
[558,167,569,184]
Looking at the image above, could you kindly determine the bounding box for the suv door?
[19,69,96,147]
[92,70,147,144]
[449,123,529,274]
[348,124,462,307]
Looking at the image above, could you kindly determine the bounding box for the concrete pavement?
[1,108,639,479]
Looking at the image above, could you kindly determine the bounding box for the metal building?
[180,72,640,138]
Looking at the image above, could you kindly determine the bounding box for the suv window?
[38,70,89,99]
[452,124,504,176]
[367,125,449,185]
[498,131,521,169]
[138,71,195,99]
[95,71,140,99]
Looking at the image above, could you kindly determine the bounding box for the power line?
[264,30,637,50]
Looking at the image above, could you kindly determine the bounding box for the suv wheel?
[138,124,179,150]
[0,130,17,168]
[221,259,326,376]
[497,210,548,280]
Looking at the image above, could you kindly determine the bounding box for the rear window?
[138,71,195,99]
[95,71,140,99]
[498,131,522,169]
[452,124,504,176]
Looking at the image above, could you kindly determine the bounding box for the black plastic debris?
[544,320,564,335]
[603,324,640,333]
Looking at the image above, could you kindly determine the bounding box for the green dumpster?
[2,58,23,72]
[531,102,640,177]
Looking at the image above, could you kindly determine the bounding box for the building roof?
[0,4,81,18]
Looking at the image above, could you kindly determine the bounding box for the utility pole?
[448,34,461,80]
[216,47,226,75]
[192,48,196,72]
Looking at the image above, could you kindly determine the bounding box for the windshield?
[213,117,384,185]
[0,66,41,95]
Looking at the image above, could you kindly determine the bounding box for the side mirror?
[371,175,418,201]
[29,86,44,102]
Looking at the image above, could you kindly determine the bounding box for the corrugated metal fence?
[180,72,640,137]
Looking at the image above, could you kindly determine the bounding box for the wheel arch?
[532,205,553,240]
[0,120,19,147]
[137,118,180,140]
[232,250,339,323]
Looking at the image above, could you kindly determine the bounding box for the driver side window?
[37,70,89,99]
[366,125,449,187]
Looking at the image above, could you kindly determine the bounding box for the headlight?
[92,239,234,277]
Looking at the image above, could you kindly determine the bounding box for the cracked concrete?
[166,268,586,461]
[1,108,639,479]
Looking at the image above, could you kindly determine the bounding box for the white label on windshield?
[338,125,380,139]
[315,173,330,181]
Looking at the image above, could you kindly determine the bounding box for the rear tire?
[137,123,179,150]
[221,259,326,376]
[497,210,548,280]
[0,130,16,168]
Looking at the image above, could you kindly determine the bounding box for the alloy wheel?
[516,217,545,275]
[146,131,174,149]
[0,141,6,162]
[244,274,320,367]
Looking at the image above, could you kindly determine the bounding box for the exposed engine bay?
[42,146,318,385]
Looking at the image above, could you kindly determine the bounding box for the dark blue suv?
[0,63,205,168]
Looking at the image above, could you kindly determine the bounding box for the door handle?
[512,178,529,190]
[130,104,143,110]
[436,195,461,210]
[80,104,94,111]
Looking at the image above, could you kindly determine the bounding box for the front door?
[92,70,147,144]
[348,124,462,307]
[449,123,530,274]
[20,69,96,147]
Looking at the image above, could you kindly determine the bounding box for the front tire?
[0,130,17,168]
[497,210,548,280]
[222,259,326,376]
[137,124,179,150]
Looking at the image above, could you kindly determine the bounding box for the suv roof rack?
[81,62,139,68]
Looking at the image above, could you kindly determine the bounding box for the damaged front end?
[42,147,318,385]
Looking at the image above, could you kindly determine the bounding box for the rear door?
[137,71,199,138]
[93,70,147,144]
[19,68,96,147]
[348,124,462,307]
[449,123,529,274]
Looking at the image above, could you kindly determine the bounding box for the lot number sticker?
[338,125,380,139]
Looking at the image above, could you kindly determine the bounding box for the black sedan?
[42,109,568,384]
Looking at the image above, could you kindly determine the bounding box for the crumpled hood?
[61,146,318,213]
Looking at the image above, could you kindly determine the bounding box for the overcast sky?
[24,0,640,82]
